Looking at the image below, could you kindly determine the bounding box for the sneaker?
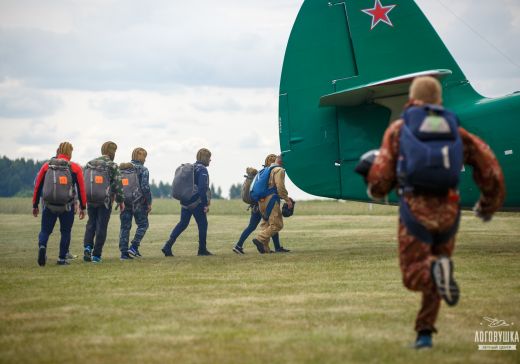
[232,245,245,255]
[128,246,142,258]
[252,239,265,254]
[275,247,291,253]
[413,334,433,349]
[38,246,46,267]
[83,246,92,262]
[197,250,213,256]
[65,252,77,260]
[432,256,459,306]
[91,256,102,263]
[120,252,134,260]
[57,259,70,265]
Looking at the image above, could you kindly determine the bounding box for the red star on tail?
[362,0,396,30]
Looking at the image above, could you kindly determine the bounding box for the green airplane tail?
[328,0,467,88]
[279,0,481,200]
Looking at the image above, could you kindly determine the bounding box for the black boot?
[161,241,174,257]
[197,249,213,256]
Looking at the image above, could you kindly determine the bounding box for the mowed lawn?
[0,199,518,364]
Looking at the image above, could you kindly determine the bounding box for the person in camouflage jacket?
[367,76,505,349]
[118,147,152,259]
[83,141,125,263]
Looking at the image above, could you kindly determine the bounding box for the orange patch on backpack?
[95,176,104,184]
[122,178,129,186]
[59,176,68,184]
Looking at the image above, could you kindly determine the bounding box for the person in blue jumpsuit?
[162,148,213,256]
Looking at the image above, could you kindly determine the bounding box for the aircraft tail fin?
[329,0,473,101]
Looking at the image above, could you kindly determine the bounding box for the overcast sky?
[0,0,519,199]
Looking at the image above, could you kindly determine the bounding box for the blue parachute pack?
[397,104,463,244]
[397,104,463,192]
[250,165,279,220]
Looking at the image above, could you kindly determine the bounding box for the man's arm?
[32,163,49,211]
[140,167,152,208]
[367,120,401,199]
[109,161,124,204]
[70,162,87,210]
[459,127,505,218]
[273,168,289,202]
[197,165,209,207]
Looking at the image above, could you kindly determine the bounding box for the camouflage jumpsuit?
[367,119,505,333]
[256,166,290,252]
[119,160,152,253]
[83,155,124,258]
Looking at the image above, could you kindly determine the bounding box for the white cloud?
[0,86,285,198]
[239,131,273,150]
[0,0,519,200]
[0,80,62,118]
[415,0,520,97]
[0,0,301,90]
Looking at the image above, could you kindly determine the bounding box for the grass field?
[0,198,518,363]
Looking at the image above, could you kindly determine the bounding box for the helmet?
[101,141,117,161]
[196,148,212,167]
[282,198,295,217]
[132,147,147,163]
[354,149,379,181]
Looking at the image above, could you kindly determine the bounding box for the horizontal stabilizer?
[319,69,452,107]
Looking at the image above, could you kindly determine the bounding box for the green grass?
[0,197,399,216]
[0,199,519,363]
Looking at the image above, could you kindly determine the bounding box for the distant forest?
[0,156,44,197]
[0,156,229,199]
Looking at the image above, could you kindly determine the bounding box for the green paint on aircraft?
[279,0,519,208]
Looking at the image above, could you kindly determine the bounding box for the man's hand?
[473,201,492,222]
[286,198,293,210]
[354,149,380,184]
[204,206,209,214]
[147,205,152,214]
[79,209,86,220]
[119,202,125,212]
[32,207,39,217]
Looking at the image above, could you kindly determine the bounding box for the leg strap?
[399,198,460,245]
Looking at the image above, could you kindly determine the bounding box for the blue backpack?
[250,166,277,202]
[397,104,463,193]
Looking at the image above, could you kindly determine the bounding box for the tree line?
[150,180,225,200]
[0,156,241,199]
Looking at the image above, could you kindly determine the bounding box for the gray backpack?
[121,166,143,206]
[84,159,111,207]
[42,158,74,212]
[171,163,198,202]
